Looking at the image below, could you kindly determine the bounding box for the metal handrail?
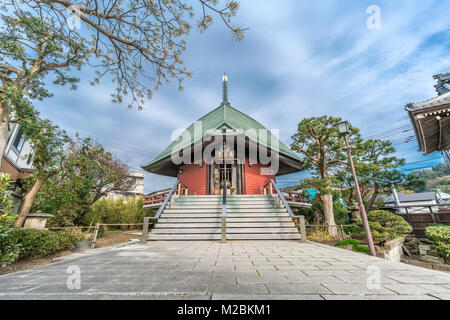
[269,179,307,243]
[269,179,295,218]
[155,179,179,219]
[221,173,227,242]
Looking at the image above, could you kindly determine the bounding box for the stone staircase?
[148,195,301,240]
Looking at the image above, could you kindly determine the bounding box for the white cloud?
[33,0,450,192]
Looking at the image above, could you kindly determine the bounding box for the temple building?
[406,72,450,155]
[141,75,309,240]
[142,75,304,196]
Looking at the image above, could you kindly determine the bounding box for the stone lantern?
[349,200,361,223]
[23,212,55,230]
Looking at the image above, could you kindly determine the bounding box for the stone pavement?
[1,241,450,300]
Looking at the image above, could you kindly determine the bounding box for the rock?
[419,255,444,264]
[343,244,353,251]
[427,249,439,257]
[405,235,413,242]
[419,244,431,251]
[419,238,434,245]
[401,259,432,269]
[402,245,412,257]
[432,264,450,272]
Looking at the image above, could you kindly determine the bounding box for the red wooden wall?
[178,158,274,195]
[244,158,274,195]
[179,163,207,195]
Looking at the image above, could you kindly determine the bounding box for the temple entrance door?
[208,161,245,195]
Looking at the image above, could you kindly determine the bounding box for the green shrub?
[335,239,370,253]
[425,224,450,260]
[10,228,84,260]
[0,214,21,264]
[0,174,21,265]
[343,224,356,235]
[307,230,334,242]
[82,196,148,229]
[352,210,412,244]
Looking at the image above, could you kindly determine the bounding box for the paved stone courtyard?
[1,241,450,300]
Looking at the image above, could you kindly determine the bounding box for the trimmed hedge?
[425,224,450,261]
[10,228,84,261]
[1,220,85,265]
[352,210,412,244]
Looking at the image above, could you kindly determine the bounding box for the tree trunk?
[0,100,9,171]
[322,193,337,237]
[368,183,379,211]
[15,177,45,227]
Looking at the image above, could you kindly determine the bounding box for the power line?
[66,131,159,155]
[66,132,159,158]
[365,125,414,139]
[399,156,443,167]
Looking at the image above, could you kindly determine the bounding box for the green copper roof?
[142,103,302,171]
[142,77,303,176]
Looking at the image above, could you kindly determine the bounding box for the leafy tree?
[352,210,412,244]
[402,164,449,193]
[16,106,70,227]
[291,116,361,237]
[82,196,148,228]
[29,137,134,226]
[0,174,21,265]
[14,109,70,226]
[300,196,349,226]
[0,0,245,164]
[336,139,405,211]
[401,173,426,193]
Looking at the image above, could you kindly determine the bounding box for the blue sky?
[33,0,450,192]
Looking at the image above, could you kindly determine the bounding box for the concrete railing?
[141,180,179,244]
[268,179,307,243]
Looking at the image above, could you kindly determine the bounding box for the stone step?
[152,228,222,234]
[170,201,277,206]
[174,195,276,198]
[227,233,301,240]
[157,217,293,223]
[153,222,296,228]
[151,227,299,234]
[147,233,301,241]
[172,199,276,203]
[164,208,287,213]
[167,203,277,210]
[148,234,222,240]
[228,228,299,234]
[173,198,277,202]
[159,213,290,218]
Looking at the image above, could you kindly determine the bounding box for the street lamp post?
[337,121,377,257]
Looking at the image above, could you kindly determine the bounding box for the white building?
[1,123,35,213]
[384,192,439,213]
[107,171,146,200]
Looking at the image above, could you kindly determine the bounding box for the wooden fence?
[143,183,188,208]
[383,205,450,237]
